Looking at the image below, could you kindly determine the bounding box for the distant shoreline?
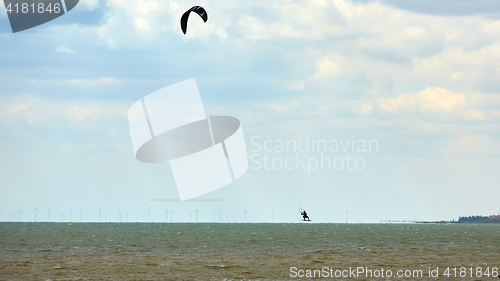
[418,214,500,224]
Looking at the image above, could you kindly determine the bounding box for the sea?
[1,223,499,280]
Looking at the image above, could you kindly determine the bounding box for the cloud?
[80,0,100,10]
[313,54,342,79]
[93,0,203,48]
[4,1,500,154]
[260,100,300,113]
[379,87,466,113]
[27,78,120,86]
[0,95,128,127]
[72,105,101,121]
[412,43,500,90]
[379,0,500,17]
[135,0,160,15]
[135,18,151,31]
[50,0,500,103]
[56,44,76,53]
[461,109,487,121]
[376,87,498,122]
[67,77,120,85]
[8,102,32,113]
[444,133,499,156]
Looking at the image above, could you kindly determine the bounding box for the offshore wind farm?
[0,205,306,223]
[1,206,275,223]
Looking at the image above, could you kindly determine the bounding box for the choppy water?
[0,223,499,280]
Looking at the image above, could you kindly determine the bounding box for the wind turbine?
[170,210,174,222]
[244,208,248,223]
[268,206,277,223]
[212,209,217,222]
[98,207,103,222]
[68,208,74,222]
[232,211,237,222]
[146,209,151,223]
[164,209,169,222]
[118,210,122,223]
[104,210,108,222]
[46,207,52,222]
[18,209,24,222]
[195,208,200,223]
[346,209,351,224]
[218,207,223,223]
[188,211,193,222]
[125,210,129,222]
[78,210,83,222]
[32,206,38,222]
[59,211,65,222]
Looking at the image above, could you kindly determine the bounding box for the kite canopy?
[180,6,208,35]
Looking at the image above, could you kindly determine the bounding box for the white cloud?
[6,0,500,158]
[27,78,120,85]
[56,44,76,53]
[444,133,499,156]
[78,0,500,103]
[134,18,150,31]
[376,87,500,123]
[313,54,342,79]
[461,109,487,121]
[405,26,425,37]
[236,0,348,40]
[134,0,160,15]
[79,0,99,10]
[262,100,300,113]
[0,95,128,127]
[93,0,225,47]
[8,102,32,113]
[379,87,466,114]
[412,43,500,88]
[67,77,120,85]
[414,120,440,133]
[72,105,101,121]
[238,16,271,40]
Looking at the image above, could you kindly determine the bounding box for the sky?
[1,0,500,223]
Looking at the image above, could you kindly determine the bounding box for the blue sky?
[1,0,500,223]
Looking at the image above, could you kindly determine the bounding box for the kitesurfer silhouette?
[301,210,311,221]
